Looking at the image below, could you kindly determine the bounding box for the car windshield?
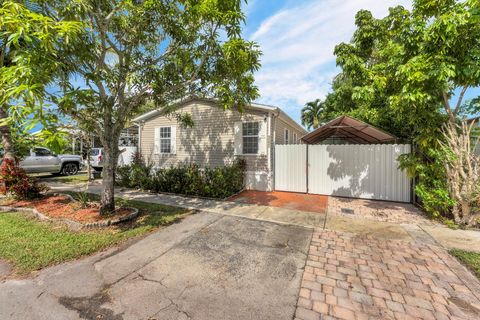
[90,149,101,156]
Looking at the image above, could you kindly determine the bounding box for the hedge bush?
[116,159,246,199]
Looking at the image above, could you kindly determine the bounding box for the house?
[133,97,307,191]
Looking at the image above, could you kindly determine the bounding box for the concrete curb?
[118,187,245,202]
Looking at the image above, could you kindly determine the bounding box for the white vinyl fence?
[275,144,307,193]
[274,144,411,202]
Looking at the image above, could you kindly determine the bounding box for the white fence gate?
[274,144,411,202]
[275,144,307,193]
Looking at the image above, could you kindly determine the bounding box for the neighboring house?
[133,97,307,191]
[31,125,139,156]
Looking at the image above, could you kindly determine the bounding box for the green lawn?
[450,249,480,279]
[34,172,90,184]
[0,193,188,275]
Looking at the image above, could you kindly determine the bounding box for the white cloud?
[250,0,412,121]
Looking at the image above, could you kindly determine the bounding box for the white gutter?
[271,109,280,191]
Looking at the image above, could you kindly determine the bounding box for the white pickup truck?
[17,147,84,175]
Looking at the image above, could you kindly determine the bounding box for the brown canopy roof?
[301,115,397,144]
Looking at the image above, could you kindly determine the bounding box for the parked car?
[89,148,103,171]
[89,147,137,171]
[0,147,84,175]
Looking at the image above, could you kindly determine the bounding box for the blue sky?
[242,0,480,125]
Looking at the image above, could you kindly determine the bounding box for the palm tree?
[301,99,324,130]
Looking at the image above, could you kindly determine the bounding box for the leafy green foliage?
[116,159,246,199]
[46,0,261,211]
[0,1,82,156]
[307,0,480,221]
[74,191,91,209]
[399,148,455,220]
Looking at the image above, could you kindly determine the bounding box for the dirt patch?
[328,196,433,225]
[1,195,134,224]
[326,215,411,241]
[0,259,12,279]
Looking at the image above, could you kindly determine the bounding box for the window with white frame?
[159,127,171,153]
[293,133,297,144]
[242,122,259,154]
[285,129,289,144]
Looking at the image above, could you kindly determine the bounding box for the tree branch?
[453,86,468,116]
[442,92,455,121]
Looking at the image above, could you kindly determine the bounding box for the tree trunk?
[0,105,14,161]
[441,119,480,227]
[99,132,120,215]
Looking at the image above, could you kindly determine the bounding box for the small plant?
[0,159,48,199]
[75,191,91,209]
[442,218,460,230]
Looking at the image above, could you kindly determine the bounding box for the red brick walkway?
[295,229,480,320]
[229,190,328,213]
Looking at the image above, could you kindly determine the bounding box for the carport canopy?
[301,115,397,144]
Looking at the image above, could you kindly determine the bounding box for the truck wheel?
[62,163,79,176]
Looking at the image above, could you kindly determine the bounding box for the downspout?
[271,109,281,191]
[137,122,143,155]
[411,141,416,205]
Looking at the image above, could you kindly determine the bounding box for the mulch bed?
[1,195,133,224]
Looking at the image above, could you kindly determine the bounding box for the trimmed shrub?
[116,159,246,199]
[0,159,48,199]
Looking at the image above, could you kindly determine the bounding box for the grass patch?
[450,249,480,279]
[33,172,90,184]
[0,192,188,275]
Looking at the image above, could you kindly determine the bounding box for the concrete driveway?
[0,212,312,320]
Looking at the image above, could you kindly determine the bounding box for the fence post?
[306,144,309,193]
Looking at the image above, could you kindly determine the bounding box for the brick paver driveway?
[295,229,480,320]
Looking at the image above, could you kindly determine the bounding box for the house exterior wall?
[274,117,305,145]
[139,100,273,191]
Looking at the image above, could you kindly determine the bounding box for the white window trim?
[154,125,176,155]
[293,132,297,144]
[242,121,260,155]
[159,126,172,154]
[285,128,290,144]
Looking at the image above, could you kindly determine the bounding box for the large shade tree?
[47,0,261,213]
[308,0,480,226]
[0,0,80,161]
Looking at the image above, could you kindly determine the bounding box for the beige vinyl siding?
[140,101,270,172]
[275,118,304,145]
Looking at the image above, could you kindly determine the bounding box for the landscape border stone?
[0,193,139,231]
